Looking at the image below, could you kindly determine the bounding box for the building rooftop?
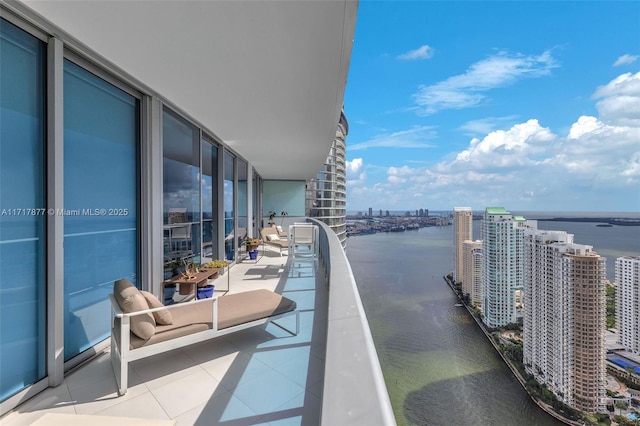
[485,207,509,215]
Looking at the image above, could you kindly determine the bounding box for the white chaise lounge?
[110,279,298,395]
[260,227,289,256]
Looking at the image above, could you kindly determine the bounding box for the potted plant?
[267,210,288,225]
[279,211,288,226]
[197,278,215,299]
[245,237,261,259]
[268,211,277,226]
[203,259,229,275]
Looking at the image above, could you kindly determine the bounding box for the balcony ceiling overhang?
[20,0,357,180]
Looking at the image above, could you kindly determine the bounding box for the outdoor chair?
[110,279,298,395]
[260,227,289,256]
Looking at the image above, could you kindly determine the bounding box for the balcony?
[2,220,394,425]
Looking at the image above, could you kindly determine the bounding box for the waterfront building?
[481,207,531,328]
[453,207,473,284]
[523,229,606,413]
[306,110,348,248]
[0,3,397,424]
[462,240,483,308]
[616,256,640,355]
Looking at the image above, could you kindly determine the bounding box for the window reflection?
[163,108,200,266]
[201,138,218,262]
[224,152,235,261]
[238,159,248,251]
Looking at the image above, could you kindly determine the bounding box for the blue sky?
[344,1,640,213]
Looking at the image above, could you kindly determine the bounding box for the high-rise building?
[481,207,531,328]
[306,110,348,248]
[616,256,640,355]
[462,240,483,307]
[453,207,473,284]
[523,229,606,413]
[368,207,373,217]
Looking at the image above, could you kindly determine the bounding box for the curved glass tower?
[306,110,348,248]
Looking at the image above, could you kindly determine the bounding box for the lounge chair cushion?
[266,234,280,241]
[141,291,173,325]
[114,279,156,340]
[125,289,296,349]
[218,289,296,329]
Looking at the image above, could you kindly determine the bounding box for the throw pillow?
[267,234,280,241]
[141,291,173,325]
[113,279,156,340]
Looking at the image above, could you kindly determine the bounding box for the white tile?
[0,385,76,426]
[232,369,304,416]
[173,391,260,426]
[181,337,241,367]
[65,353,115,391]
[68,372,149,415]
[130,350,201,390]
[258,390,321,426]
[150,369,226,418]
[201,351,252,386]
[94,392,170,420]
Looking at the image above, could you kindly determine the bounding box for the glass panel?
[223,152,235,261]
[201,138,218,263]
[237,158,247,244]
[252,170,259,236]
[162,108,200,269]
[0,18,46,400]
[64,60,139,360]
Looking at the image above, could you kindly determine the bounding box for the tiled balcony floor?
[2,250,327,425]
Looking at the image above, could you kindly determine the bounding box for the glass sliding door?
[252,170,260,236]
[162,108,200,266]
[223,152,235,261]
[0,19,46,401]
[201,138,218,263]
[63,60,139,360]
[237,158,247,242]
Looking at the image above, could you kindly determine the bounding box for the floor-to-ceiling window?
[237,158,247,240]
[252,170,260,236]
[223,152,235,261]
[162,108,200,266]
[0,18,46,401]
[63,60,139,360]
[201,137,218,262]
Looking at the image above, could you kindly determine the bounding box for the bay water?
[346,216,639,425]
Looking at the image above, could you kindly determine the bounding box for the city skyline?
[344,1,640,212]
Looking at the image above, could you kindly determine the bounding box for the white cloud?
[348,73,640,211]
[459,116,519,136]
[349,126,438,150]
[613,54,639,66]
[346,158,367,186]
[397,45,434,60]
[348,71,640,212]
[592,71,640,126]
[346,158,363,175]
[413,50,558,114]
[454,119,555,168]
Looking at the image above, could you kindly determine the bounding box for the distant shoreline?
[536,217,640,226]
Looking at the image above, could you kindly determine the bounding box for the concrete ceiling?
[20,0,357,180]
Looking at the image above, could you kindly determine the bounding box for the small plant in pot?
[268,211,277,226]
[245,238,261,259]
[203,259,229,275]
